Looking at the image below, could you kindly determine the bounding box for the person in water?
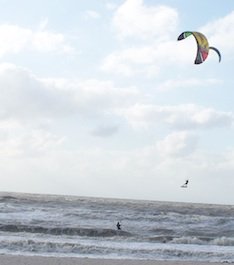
[116,222,121,230]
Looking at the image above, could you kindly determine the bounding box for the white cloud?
[44,78,141,117]
[119,103,234,130]
[0,23,73,57]
[156,131,198,157]
[201,11,234,55]
[103,1,213,77]
[113,0,178,40]
[103,7,234,77]
[0,64,141,123]
[157,77,222,91]
[101,39,198,76]
[101,45,160,76]
[0,25,31,56]
[0,63,73,121]
[0,128,64,157]
[0,64,142,156]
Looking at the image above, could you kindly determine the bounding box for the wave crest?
[0,224,132,237]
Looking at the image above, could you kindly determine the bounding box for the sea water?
[0,192,234,262]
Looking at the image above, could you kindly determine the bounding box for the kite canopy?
[177,31,221,64]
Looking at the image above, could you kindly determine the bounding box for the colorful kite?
[177,31,221,64]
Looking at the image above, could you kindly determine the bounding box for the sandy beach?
[0,255,226,265]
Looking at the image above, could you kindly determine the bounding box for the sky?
[0,0,234,205]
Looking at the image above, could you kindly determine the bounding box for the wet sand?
[0,255,226,265]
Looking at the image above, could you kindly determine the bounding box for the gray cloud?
[91,124,119,137]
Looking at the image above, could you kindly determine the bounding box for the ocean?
[0,192,234,262]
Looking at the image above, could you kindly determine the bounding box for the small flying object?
[177,31,221,64]
[181,179,189,188]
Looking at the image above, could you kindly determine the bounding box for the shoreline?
[0,255,228,265]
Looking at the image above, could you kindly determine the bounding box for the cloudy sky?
[0,0,234,204]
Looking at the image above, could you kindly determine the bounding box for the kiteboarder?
[181,179,189,188]
[116,222,121,230]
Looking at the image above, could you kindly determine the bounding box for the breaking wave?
[0,238,233,261]
[1,223,234,247]
[0,224,132,237]
[150,235,234,246]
